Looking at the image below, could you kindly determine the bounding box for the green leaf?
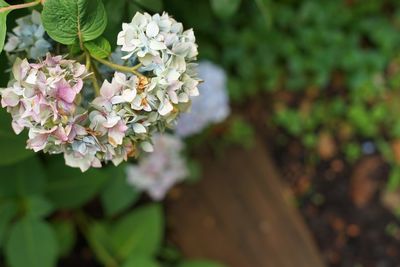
[42,0,107,45]
[388,166,400,191]
[0,157,46,197]
[0,201,18,247]
[122,256,160,267]
[45,158,108,209]
[101,166,140,217]
[210,0,241,19]
[103,0,126,43]
[110,204,163,260]
[52,220,76,257]
[87,222,117,266]
[84,36,111,58]
[6,218,58,267]
[25,196,54,219]
[134,0,163,12]
[0,108,34,166]
[0,0,10,53]
[179,260,226,267]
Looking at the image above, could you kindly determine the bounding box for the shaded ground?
[165,138,325,267]
[273,139,400,267]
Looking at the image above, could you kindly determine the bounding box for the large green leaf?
[25,195,54,219]
[45,158,108,209]
[0,157,46,197]
[100,166,140,217]
[0,109,34,166]
[134,0,163,12]
[122,256,160,267]
[84,36,111,58]
[110,204,163,260]
[179,260,226,267]
[210,0,241,19]
[5,218,58,267]
[42,0,107,45]
[0,201,18,247]
[0,0,9,53]
[87,222,118,266]
[52,220,76,257]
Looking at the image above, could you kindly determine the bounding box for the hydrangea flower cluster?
[1,12,200,172]
[126,133,188,200]
[4,10,52,59]
[175,61,230,137]
[117,12,199,118]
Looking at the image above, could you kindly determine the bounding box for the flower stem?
[0,0,41,13]
[84,51,100,96]
[91,55,143,77]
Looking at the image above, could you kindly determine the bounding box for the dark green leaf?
[6,218,58,267]
[85,36,111,58]
[134,0,163,12]
[87,222,118,266]
[42,0,107,45]
[52,220,76,257]
[0,201,18,247]
[0,108,34,166]
[0,157,45,197]
[210,0,241,19]
[110,204,163,260]
[179,260,226,267]
[0,0,9,53]
[25,196,54,219]
[122,256,160,267]
[45,158,108,209]
[101,166,140,217]
[103,0,126,43]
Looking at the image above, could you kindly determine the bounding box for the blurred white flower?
[175,61,230,137]
[126,133,188,200]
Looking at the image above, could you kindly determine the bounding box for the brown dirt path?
[165,139,326,267]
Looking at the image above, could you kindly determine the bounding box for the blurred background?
[165,0,400,266]
[2,0,400,267]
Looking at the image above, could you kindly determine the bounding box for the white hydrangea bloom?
[4,10,52,59]
[175,61,230,137]
[126,133,188,200]
[117,12,199,118]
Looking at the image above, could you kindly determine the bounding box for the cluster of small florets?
[126,133,188,200]
[4,10,52,60]
[1,12,200,172]
[117,12,199,119]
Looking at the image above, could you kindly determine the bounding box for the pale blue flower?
[4,10,52,59]
[175,61,230,137]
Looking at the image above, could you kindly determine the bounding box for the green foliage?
[110,204,163,260]
[122,257,161,267]
[0,201,18,247]
[51,220,76,257]
[179,260,226,267]
[0,157,45,197]
[42,0,107,45]
[5,217,58,267]
[45,158,108,209]
[100,166,140,217]
[85,36,112,58]
[0,0,9,53]
[210,0,241,19]
[0,109,34,166]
